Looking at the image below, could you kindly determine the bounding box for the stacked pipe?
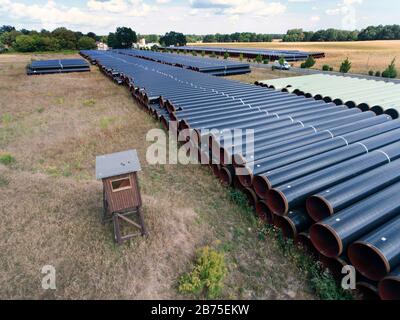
[164,46,325,62]
[256,74,400,119]
[114,49,251,76]
[80,50,400,299]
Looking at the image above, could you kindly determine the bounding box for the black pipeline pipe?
[219,105,348,149]
[296,232,318,258]
[191,108,360,142]
[307,159,400,222]
[348,215,400,281]
[215,111,376,160]
[356,278,380,300]
[310,180,400,258]
[173,95,313,118]
[233,175,246,191]
[219,165,235,187]
[255,200,274,224]
[243,187,258,208]
[383,108,399,120]
[267,139,400,216]
[319,254,350,281]
[253,122,400,199]
[232,114,391,168]
[171,97,317,123]
[183,102,346,130]
[273,210,313,239]
[378,266,400,300]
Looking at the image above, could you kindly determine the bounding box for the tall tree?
[114,27,137,48]
[159,31,187,46]
[0,25,15,34]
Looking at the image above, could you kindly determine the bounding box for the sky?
[0,0,399,35]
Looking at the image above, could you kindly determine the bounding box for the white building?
[96,42,109,51]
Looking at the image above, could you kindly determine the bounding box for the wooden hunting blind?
[96,150,148,244]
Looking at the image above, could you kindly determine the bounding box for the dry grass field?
[191,40,400,76]
[0,53,319,299]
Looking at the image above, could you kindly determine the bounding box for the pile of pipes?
[165,46,325,62]
[27,59,90,75]
[80,50,400,300]
[256,74,400,119]
[113,49,251,76]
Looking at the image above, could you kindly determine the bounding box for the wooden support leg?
[138,208,149,237]
[113,213,123,245]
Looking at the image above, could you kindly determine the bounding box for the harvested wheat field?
[0,53,324,300]
[191,40,400,76]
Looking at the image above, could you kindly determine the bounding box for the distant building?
[96,42,109,51]
[133,39,160,50]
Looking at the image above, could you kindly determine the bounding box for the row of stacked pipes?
[81,50,400,300]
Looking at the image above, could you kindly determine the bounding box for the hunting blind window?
[111,177,132,192]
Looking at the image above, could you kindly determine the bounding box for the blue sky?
[0,0,399,35]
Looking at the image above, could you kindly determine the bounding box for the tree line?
[107,29,187,48]
[202,33,281,43]
[283,25,400,42]
[0,25,98,52]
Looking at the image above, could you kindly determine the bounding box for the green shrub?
[278,56,285,66]
[178,246,227,299]
[329,67,334,71]
[192,51,197,56]
[239,53,244,61]
[368,70,374,76]
[1,113,13,124]
[0,153,16,166]
[263,59,269,64]
[339,57,352,73]
[223,52,229,60]
[301,56,316,69]
[322,64,330,71]
[375,71,381,77]
[210,51,216,58]
[77,36,96,50]
[382,58,397,78]
[83,99,96,107]
[201,50,205,57]
[255,54,263,63]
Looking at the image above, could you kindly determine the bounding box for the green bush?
[329,67,334,71]
[368,70,374,76]
[263,59,269,64]
[210,51,216,58]
[375,71,381,77]
[339,57,352,73]
[239,53,244,61]
[178,246,227,299]
[322,64,330,71]
[78,36,96,50]
[201,50,205,57]
[223,52,229,60]
[382,58,397,78]
[301,56,316,69]
[255,54,263,63]
[0,153,16,166]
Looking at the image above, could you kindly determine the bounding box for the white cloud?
[156,0,171,3]
[0,0,158,31]
[0,0,114,30]
[87,0,155,16]
[310,15,320,22]
[190,0,286,17]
